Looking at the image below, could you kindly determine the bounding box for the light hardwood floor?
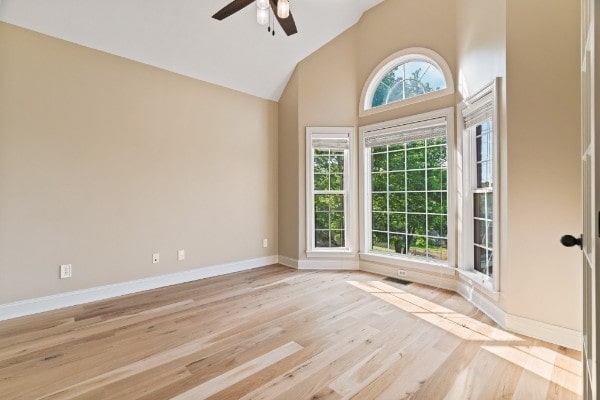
[0,265,581,399]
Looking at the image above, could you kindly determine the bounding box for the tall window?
[473,121,494,275]
[461,79,499,288]
[306,128,354,254]
[361,109,454,265]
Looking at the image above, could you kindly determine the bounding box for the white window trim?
[458,78,500,293]
[358,107,456,272]
[359,47,455,118]
[306,127,356,257]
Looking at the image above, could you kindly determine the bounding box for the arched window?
[360,48,454,116]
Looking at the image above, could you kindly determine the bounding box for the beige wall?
[0,22,279,303]
[505,0,581,330]
[278,69,299,259]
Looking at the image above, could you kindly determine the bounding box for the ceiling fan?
[212,0,298,36]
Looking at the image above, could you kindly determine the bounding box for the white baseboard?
[0,255,278,322]
[277,255,298,269]
[359,261,457,292]
[455,279,506,327]
[297,258,360,270]
[505,314,582,351]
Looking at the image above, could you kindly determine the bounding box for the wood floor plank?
[0,265,582,400]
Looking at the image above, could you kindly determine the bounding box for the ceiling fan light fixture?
[256,0,269,10]
[257,7,269,25]
[277,0,290,19]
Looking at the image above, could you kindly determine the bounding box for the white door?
[569,0,599,397]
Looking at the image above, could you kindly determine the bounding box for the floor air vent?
[384,277,412,285]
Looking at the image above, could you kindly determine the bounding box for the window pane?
[428,214,447,237]
[406,192,426,213]
[331,212,344,229]
[314,194,329,211]
[389,193,406,212]
[330,194,344,211]
[427,191,447,214]
[408,235,427,257]
[406,148,426,169]
[389,171,405,191]
[407,214,426,235]
[474,219,486,246]
[486,192,493,217]
[427,169,446,191]
[315,230,330,248]
[372,193,388,211]
[331,230,345,247]
[390,234,407,253]
[372,212,388,232]
[314,156,329,174]
[330,155,344,173]
[389,150,406,170]
[315,212,329,230]
[474,193,486,218]
[474,245,487,274]
[314,174,328,190]
[330,174,344,191]
[487,221,493,248]
[406,170,426,191]
[372,172,387,191]
[372,232,388,251]
[372,153,387,172]
[428,237,448,261]
[390,212,406,233]
[427,145,447,168]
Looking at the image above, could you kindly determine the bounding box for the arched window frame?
[359,47,455,117]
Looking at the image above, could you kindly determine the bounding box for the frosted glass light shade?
[256,0,269,10]
[257,8,269,25]
[277,0,289,19]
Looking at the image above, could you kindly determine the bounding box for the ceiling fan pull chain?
[272,8,275,36]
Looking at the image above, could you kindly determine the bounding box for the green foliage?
[370,138,449,259]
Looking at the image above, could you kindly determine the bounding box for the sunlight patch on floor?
[346,279,582,396]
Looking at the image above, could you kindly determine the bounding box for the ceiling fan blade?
[270,0,298,36]
[212,0,255,20]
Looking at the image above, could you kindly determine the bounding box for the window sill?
[306,250,357,259]
[456,269,499,301]
[359,252,456,276]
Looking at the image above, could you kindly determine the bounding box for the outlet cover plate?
[60,264,72,279]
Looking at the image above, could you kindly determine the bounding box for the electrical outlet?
[60,264,72,279]
[152,253,160,264]
[177,249,185,261]
[263,239,268,248]
[397,269,408,277]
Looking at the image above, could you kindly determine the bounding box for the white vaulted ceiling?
[0,0,384,100]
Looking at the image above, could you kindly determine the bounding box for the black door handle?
[560,234,582,249]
